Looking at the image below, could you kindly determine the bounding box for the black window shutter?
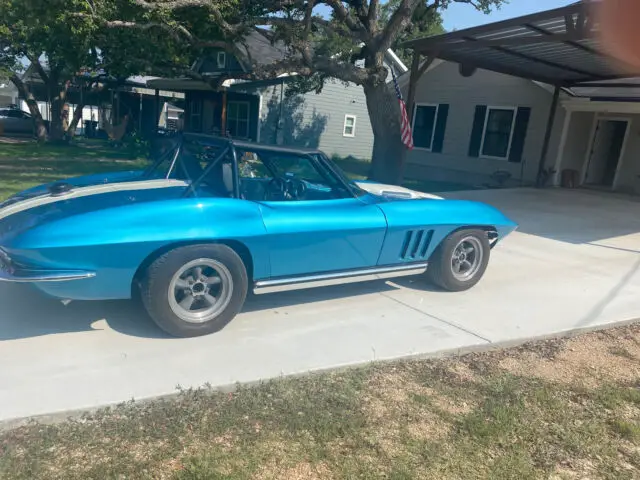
[431,104,449,153]
[508,107,531,163]
[468,105,487,157]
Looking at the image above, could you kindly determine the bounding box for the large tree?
[0,0,195,141]
[86,0,503,183]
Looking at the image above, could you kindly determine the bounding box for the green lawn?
[332,155,476,193]
[2,325,640,479]
[0,140,148,200]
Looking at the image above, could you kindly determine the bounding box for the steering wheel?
[264,177,308,201]
[265,177,288,201]
[289,178,307,199]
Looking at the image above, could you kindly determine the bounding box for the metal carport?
[400,0,640,185]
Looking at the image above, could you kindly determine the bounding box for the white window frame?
[411,103,440,151]
[343,114,357,137]
[227,100,251,138]
[479,106,518,160]
[216,51,226,69]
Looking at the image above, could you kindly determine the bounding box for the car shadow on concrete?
[0,279,411,341]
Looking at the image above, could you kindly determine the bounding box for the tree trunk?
[66,103,86,139]
[364,82,407,185]
[48,80,71,142]
[48,96,66,142]
[9,74,47,141]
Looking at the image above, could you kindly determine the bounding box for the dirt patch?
[4,323,640,480]
[497,326,640,388]
[253,461,332,480]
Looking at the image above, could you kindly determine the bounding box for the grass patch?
[331,155,477,193]
[3,324,640,479]
[0,139,148,199]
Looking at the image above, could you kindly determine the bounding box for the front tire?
[140,244,248,337]
[426,229,490,292]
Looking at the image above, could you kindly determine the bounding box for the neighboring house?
[0,81,19,108]
[400,60,640,195]
[17,66,184,136]
[148,31,407,159]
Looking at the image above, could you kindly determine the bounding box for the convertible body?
[0,134,517,336]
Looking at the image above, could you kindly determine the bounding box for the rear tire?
[140,244,248,337]
[426,229,490,292]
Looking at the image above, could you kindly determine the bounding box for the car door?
[237,148,388,279]
[2,110,32,133]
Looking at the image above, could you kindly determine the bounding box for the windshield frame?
[143,134,363,200]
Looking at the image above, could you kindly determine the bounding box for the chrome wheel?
[168,258,233,324]
[450,236,483,281]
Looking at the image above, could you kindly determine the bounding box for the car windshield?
[311,153,367,197]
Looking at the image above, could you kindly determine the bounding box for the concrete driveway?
[1,188,639,424]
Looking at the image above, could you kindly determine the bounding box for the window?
[1,109,29,119]
[189,100,203,132]
[343,115,356,137]
[412,104,438,150]
[237,149,346,202]
[216,52,226,69]
[227,101,250,138]
[480,107,516,159]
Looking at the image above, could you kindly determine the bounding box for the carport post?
[536,85,561,187]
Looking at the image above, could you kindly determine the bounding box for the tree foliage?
[2,0,504,180]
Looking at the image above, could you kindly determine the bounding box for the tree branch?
[323,0,372,42]
[376,0,422,54]
[26,54,49,84]
[131,0,248,36]
[368,0,380,33]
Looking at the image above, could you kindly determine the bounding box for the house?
[402,65,640,195]
[399,1,640,196]
[0,82,19,107]
[16,65,184,136]
[148,31,407,159]
[398,60,565,188]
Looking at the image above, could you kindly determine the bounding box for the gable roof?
[194,29,407,76]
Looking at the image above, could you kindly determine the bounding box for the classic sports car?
[0,134,517,337]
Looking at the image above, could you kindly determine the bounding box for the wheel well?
[450,225,499,247]
[131,239,254,298]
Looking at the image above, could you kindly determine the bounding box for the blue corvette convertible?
[0,134,517,337]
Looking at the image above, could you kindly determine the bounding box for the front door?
[585,119,627,187]
[236,148,387,278]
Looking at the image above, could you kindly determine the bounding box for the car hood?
[0,172,189,242]
[3,170,147,204]
[354,181,444,200]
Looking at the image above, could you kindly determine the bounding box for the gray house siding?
[257,80,373,159]
[405,61,565,186]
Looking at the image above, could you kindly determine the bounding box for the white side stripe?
[0,179,189,221]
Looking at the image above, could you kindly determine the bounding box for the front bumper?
[0,248,95,283]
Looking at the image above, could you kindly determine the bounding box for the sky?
[441,0,576,31]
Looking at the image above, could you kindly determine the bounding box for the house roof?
[401,0,640,87]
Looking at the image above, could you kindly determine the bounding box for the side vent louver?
[400,229,434,260]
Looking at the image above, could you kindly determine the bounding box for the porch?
[552,99,640,195]
[147,78,265,142]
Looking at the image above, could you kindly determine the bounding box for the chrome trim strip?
[0,269,96,283]
[253,263,428,294]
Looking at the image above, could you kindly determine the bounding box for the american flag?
[391,68,414,150]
